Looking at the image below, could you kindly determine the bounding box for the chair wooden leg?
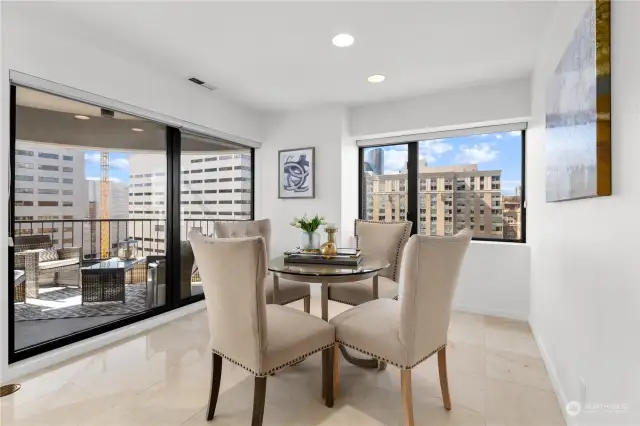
[304,295,311,313]
[333,344,340,398]
[206,353,223,421]
[401,370,415,426]
[322,347,334,407]
[438,347,451,410]
[252,377,267,426]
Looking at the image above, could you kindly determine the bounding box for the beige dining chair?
[188,232,336,426]
[328,219,412,307]
[330,230,472,426]
[215,219,311,312]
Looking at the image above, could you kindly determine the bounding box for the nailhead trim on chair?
[212,341,335,378]
[335,340,446,370]
[353,219,412,282]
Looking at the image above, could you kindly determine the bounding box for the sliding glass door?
[179,133,253,301]
[8,84,254,362]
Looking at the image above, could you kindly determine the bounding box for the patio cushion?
[39,248,59,262]
[39,258,79,270]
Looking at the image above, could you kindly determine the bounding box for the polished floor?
[0,298,566,426]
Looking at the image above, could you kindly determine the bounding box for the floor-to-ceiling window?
[8,84,254,362]
[179,133,253,301]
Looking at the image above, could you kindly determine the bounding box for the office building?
[365,164,503,238]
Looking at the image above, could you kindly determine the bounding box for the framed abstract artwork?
[278,147,315,199]
[545,0,611,202]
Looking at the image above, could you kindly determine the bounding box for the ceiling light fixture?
[74,115,90,120]
[332,33,355,47]
[367,74,386,83]
[132,128,144,132]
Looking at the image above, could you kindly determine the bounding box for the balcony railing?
[13,218,238,261]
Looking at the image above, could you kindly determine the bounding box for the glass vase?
[300,231,321,251]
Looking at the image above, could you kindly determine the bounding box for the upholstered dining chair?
[188,232,336,426]
[215,219,311,312]
[327,219,412,307]
[330,230,472,426]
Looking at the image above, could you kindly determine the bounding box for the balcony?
[12,218,228,350]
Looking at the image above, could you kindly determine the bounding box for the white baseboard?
[452,303,529,321]
[530,322,570,426]
[3,301,206,382]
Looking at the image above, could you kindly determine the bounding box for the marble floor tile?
[2,302,565,426]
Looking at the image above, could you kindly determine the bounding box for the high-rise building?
[14,141,87,246]
[365,163,504,238]
[364,147,385,175]
[502,195,522,240]
[127,151,252,256]
[84,179,130,259]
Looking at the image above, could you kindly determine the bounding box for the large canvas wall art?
[278,147,315,199]
[545,0,611,202]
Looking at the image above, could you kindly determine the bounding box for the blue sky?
[84,151,131,183]
[375,131,522,195]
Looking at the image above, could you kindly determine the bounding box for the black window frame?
[7,83,256,363]
[358,130,526,243]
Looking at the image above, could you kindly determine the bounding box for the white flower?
[295,223,302,228]
[319,216,325,221]
[290,220,297,227]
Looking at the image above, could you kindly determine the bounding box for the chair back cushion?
[188,231,268,373]
[354,220,412,281]
[398,230,472,365]
[214,219,271,259]
[14,235,53,253]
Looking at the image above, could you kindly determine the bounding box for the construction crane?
[100,152,110,259]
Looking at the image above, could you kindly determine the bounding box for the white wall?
[528,2,640,425]
[256,105,351,254]
[1,5,264,380]
[258,103,531,321]
[350,78,530,138]
[455,242,530,320]
[1,4,264,143]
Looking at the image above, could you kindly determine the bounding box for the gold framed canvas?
[545,0,611,202]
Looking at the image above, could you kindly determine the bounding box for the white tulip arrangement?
[290,214,326,233]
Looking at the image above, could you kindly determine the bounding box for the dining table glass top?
[269,255,389,277]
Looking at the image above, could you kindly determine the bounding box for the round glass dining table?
[269,255,390,369]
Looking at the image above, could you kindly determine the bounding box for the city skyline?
[375,131,522,195]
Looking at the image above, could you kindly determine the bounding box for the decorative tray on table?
[284,248,362,266]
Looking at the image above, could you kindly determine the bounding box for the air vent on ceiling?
[100,108,115,118]
[188,77,217,91]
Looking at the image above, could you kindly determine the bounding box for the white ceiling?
[9,1,555,111]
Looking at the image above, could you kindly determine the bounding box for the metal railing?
[13,218,236,261]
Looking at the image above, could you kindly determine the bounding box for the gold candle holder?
[320,226,338,258]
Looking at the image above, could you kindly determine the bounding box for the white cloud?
[495,134,503,139]
[86,176,123,183]
[84,152,100,164]
[508,130,520,136]
[419,139,453,164]
[455,143,499,164]
[83,153,129,170]
[383,150,408,174]
[111,158,130,169]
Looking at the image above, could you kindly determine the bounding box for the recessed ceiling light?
[132,128,144,132]
[74,115,90,120]
[368,74,386,83]
[332,33,355,47]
